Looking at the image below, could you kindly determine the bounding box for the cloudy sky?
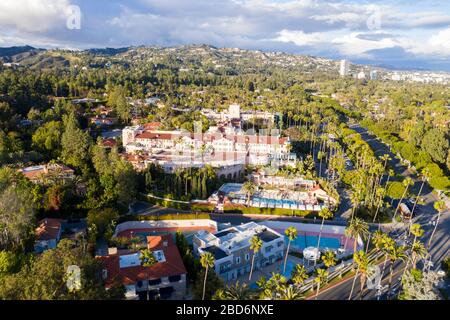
[1,0,450,71]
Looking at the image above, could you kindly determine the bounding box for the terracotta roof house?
[97,234,187,300]
[19,163,75,185]
[35,218,63,253]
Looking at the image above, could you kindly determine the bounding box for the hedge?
[223,204,317,217]
[119,212,211,223]
[191,203,215,212]
[145,195,191,210]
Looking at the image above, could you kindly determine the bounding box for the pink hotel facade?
[122,124,297,174]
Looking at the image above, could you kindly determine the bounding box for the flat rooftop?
[203,245,228,260]
[258,229,280,243]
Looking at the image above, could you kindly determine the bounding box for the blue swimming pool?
[253,197,301,207]
[282,260,297,278]
[285,235,340,251]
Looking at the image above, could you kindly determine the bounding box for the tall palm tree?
[351,250,372,300]
[315,208,334,266]
[386,244,407,296]
[291,264,308,286]
[283,226,297,273]
[321,250,337,269]
[410,240,427,269]
[139,249,157,300]
[345,217,369,253]
[242,181,257,206]
[428,201,446,249]
[314,268,329,300]
[200,252,215,300]
[249,235,263,281]
[393,177,413,221]
[378,234,395,284]
[409,168,430,229]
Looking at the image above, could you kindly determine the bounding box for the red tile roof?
[35,218,63,241]
[97,234,186,288]
[102,138,117,148]
[143,122,162,130]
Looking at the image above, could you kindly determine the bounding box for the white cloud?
[0,0,74,33]
[273,29,329,47]
[401,27,450,57]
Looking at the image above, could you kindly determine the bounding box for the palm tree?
[279,285,304,300]
[410,241,427,270]
[283,226,297,274]
[409,168,430,228]
[249,235,263,281]
[214,281,252,300]
[321,250,337,269]
[242,181,257,206]
[314,268,329,300]
[387,244,407,296]
[200,252,215,300]
[139,249,157,267]
[345,217,369,253]
[291,264,308,286]
[350,250,372,300]
[315,207,334,266]
[393,177,413,221]
[428,200,446,249]
[378,234,395,284]
[380,154,391,171]
[264,272,288,299]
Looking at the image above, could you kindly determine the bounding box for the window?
[236,257,241,264]
[245,253,250,261]
[148,278,162,286]
[169,275,181,283]
[277,241,283,247]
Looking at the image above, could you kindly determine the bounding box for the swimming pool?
[253,197,299,205]
[282,260,297,278]
[285,235,341,251]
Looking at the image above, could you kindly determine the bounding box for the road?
[349,123,437,215]
[310,123,450,300]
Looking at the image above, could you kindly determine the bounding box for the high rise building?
[339,59,350,77]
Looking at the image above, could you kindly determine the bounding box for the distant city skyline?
[1,0,450,71]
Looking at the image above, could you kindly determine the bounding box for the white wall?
[114,219,218,237]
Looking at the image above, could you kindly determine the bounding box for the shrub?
[223,204,317,217]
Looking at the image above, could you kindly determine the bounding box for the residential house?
[97,235,187,300]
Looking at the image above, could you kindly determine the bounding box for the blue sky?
[1,0,450,71]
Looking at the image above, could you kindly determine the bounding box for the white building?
[339,59,350,77]
[193,222,285,281]
[357,71,366,80]
[369,70,378,80]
